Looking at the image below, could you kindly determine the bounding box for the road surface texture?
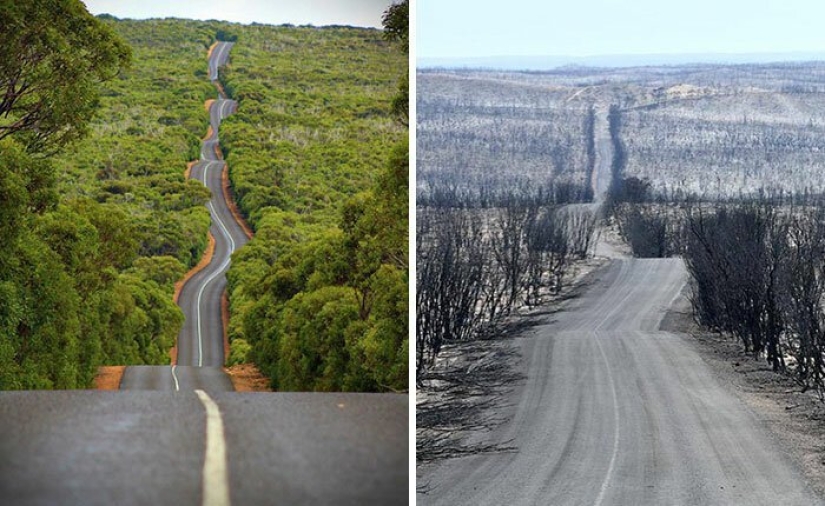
[591,106,612,201]
[122,42,244,391]
[420,258,824,505]
[0,42,408,505]
[0,391,407,505]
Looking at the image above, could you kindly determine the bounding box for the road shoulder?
[93,366,125,390]
[661,287,825,498]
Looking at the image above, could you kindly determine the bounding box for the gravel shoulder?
[661,286,825,498]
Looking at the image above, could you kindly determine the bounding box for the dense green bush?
[0,15,246,388]
[220,21,408,392]
[0,9,408,390]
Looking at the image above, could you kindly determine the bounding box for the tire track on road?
[422,259,825,505]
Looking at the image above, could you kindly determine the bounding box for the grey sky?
[82,0,391,28]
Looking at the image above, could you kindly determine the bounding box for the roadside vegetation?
[416,69,600,463]
[220,1,408,392]
[611,193,825,399]
[416,68,600,381]
[0,7,234,388]
[416,195,597,464]
[597,62,825,398]
[0,0,137,388]
[416,199,597,378]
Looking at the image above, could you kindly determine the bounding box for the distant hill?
[418,52,825,70]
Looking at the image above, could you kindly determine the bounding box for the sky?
[418,0,825,59]
[82,0,391,28]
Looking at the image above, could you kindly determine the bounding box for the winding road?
[0,42,408,505]
[420,259,823,505]
[122,42,244,391]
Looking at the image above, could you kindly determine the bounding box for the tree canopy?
[0,12,209,388]
[0,0,131,154]
[219,12,409,392]
[382,1,409,54]
[383,0,409,124]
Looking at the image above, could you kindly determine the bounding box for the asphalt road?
[0,391,408,505]
[209,41,232,81]
[120,365,234,392]
[178,41,245,369]
[122,41,243,391]
[420,258,824,505]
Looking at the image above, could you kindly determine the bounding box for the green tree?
[128,256,186,293]
[200,10,414,393]
[383,1,409,125]
[0,140,57,247]
[277,287,361,391]
[382,1,409,54]
[0,0,131,153]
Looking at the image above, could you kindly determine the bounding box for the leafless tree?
[615,203,676,258]
[488,196,535,315]
[683,203,787,371]
[566,207,598,260]
[416,209,486,377]
[777,208,825,397]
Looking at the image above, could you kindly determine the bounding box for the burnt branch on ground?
[417,338,524,465]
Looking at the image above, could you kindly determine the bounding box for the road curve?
[178,41,245,369]
[420,258,824,505]
[122,42,244,391]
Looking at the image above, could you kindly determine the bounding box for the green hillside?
[0,3,407,391]
[218,19,408,391]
